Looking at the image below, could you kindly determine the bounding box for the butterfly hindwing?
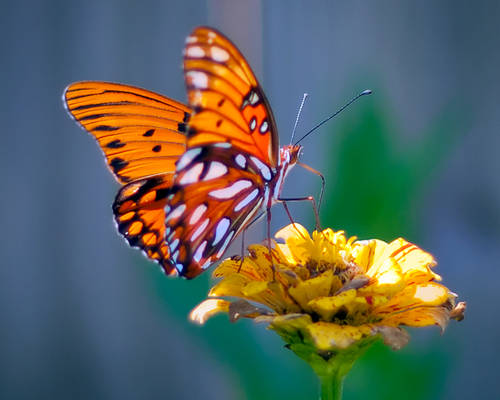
[113,174,178,276]
[183,27,280,168]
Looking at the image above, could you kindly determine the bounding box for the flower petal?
[189,299,230,324]
[306,322,374,350]
[308,289,360,321]
[288,270,340,311]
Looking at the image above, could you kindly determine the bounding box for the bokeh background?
[1,1,497,399]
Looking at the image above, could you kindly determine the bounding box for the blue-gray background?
[1,1,497,399]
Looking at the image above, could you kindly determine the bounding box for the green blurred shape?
[344,338,448,400]
[322,89,466,241]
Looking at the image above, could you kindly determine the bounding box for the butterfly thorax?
[269,144,302,206]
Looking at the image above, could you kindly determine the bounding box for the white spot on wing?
[213,142,231,148]
[249,117,256,131]
[249,91,260,105]
[235,154,246,168]
[186,46,205,58]
[186,36,197,44]
[191,218,210,242]
[169,238,179,253]
[259,120,268,133]
[234,188,259,212]
[216,231,234,258]
[179,162,204,185]
[212,217,230,246]
[201,259,212,270]
[234,198,263,237]
[211,46,230,62]
[203,161,228,181]
[189,204,207,225]
[175,262,184,273]
[250,156,272,181]
[193,241,208,263]
[186,71,208,89]
[209,180,252,199]
[176,147,202,171]
[165,204,186,223]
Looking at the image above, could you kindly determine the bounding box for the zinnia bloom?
[190,223,465,398]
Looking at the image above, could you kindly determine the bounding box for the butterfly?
[64,26,309,279]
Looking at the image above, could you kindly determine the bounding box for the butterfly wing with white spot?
[165,146,268,278]
[183,27,280,168]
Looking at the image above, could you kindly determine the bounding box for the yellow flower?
[191,223,466,353]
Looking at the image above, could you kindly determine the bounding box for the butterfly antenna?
[294,89,372,145]
[290,93,309,144]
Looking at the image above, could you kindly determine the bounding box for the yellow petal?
[189,299,230,324]
[373,282,451,320]
[213,245,274,281]
[390,239,436,272]
[275,223,309,243]
[413,283,449,305]
[306,322,374,350]
[354,239,388,270]
[209,274,248,298]
[381,306,451,330]
[268,313,313,336]
[363,257,405,296]
[288,270,337,311]
[242,281,271,298]
[308,289,358,321]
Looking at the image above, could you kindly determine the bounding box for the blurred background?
[1,1,497,399]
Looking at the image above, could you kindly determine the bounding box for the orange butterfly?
[64,26,307,279]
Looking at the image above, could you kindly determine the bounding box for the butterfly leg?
[278,195,321,231]
[266,206,277,281]
[237,211,266,273]
[280,201,308,239]
[237,228,247,273]
[297,162,325,214]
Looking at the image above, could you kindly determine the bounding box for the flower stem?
[319,371,343,400]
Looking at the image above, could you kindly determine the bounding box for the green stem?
[282,334,379,400]
[319,372,344,400]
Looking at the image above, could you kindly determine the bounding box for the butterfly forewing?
[183,27,279,167]
[64,81,190,183]
[164,146,267,278]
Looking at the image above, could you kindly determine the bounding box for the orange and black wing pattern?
[64,81,191,275]
[164,146,270,278]
[160,27,283,278]
[183,26,280,167]
[64,81,190,183]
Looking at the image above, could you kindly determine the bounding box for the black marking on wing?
[110,157,128,173]
[106,139,126,149]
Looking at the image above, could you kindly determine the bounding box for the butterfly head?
[280,144,302,167]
